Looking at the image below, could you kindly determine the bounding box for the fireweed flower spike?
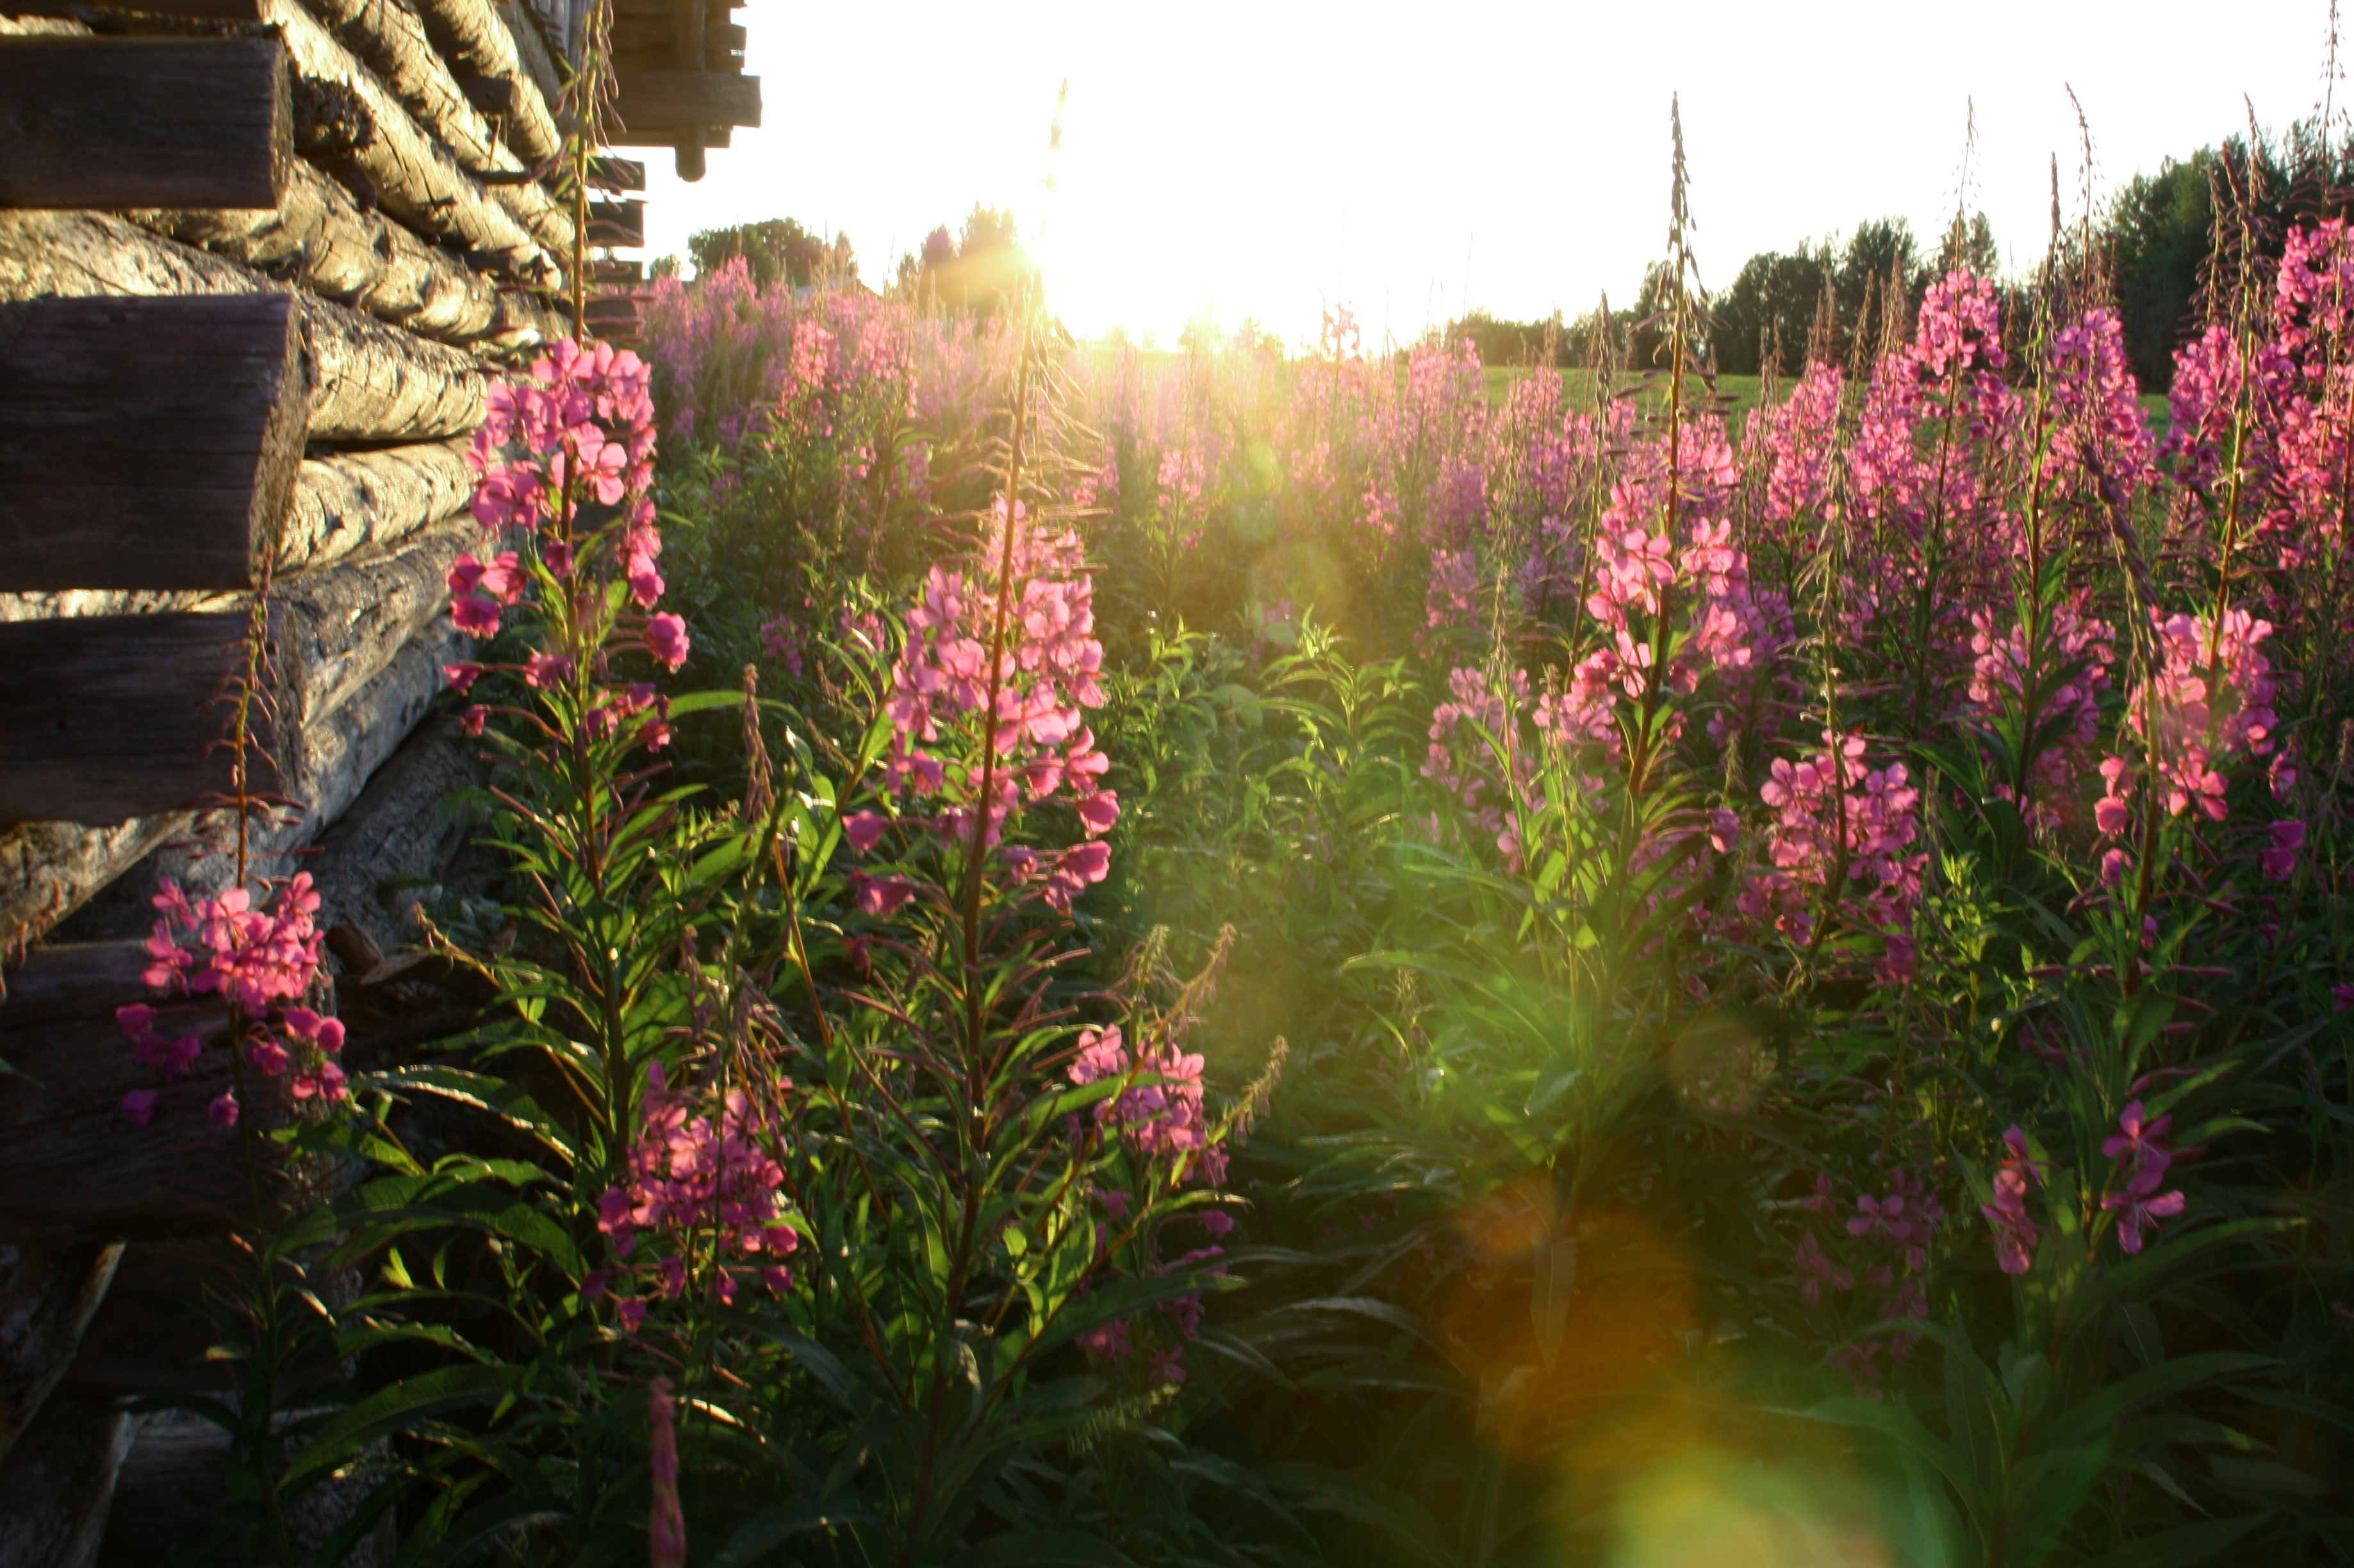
[595,1063,801,1321]
[1982,1126,2043,1276]
[120,874,347,1123]
[648,1377,686,1568]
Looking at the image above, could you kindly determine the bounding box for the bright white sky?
[640,0,2337,351]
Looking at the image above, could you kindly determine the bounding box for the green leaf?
[278,1362,521,1494]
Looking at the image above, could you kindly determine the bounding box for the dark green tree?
[686,218,856,290]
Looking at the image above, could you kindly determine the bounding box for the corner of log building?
[0,0,757,1556]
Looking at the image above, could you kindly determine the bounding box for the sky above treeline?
[640,0,2336,350]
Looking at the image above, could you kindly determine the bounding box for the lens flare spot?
[1608,1447,1892,1568]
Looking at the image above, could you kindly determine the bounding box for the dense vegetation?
[106,108,2354,1568]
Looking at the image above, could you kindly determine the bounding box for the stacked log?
[0,0,762,1554]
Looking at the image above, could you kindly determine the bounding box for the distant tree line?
[1453,121,2354,393]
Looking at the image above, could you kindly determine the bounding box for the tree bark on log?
[0,1242,123,1467]
[0,210,498,443]
[293,0,573,256]
[279,436,476,575]
[407,0,563,165]
[0,436,477,617]
[272,520,469,732]
[0,818,188,952]
[135,159,569,356]
[257,0,566,290]
[0,1396,137,1568]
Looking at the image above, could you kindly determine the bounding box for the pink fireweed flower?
[2262,819,2305,881]
[1966,604,2115,826]
[2107,607,2280,828]
[1981,1126,2042,1276]
[523,651,574,689]
[208,1091,240,1128]
[841,810,889,854]
[1066,1024,1224,1182]
[645,613,690,671]
[1789,1229,1854,1305]
[142,874,324,1018]
[2102,1100,2175,1177]
[120,1088,160,1125]
[1041,840,1111,913]
[2103,1167,2187,1255]
[1740,732,1924,981]
[597,1063,800,1324]
[444,662,483,694]
[848,871,915,918]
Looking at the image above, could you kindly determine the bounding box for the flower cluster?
[875,507,1119,910]
[2100,606,2279,830]
[1966,603,2116,824]
[2098,1100,2187,1255]
[1740,731,1925,981]
[1067,1024,1225,1184]
[593,1063,800,1330]
[1790,1168,1943,1398]
[117,874,342,1127]
[452,337,685,739]
[1980,1125,2045,1275]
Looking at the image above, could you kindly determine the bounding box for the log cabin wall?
[0,4,756,1560]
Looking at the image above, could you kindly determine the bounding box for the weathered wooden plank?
[586,199,645,249]
[0,37,290,211]
[589,156,647,193]
[0,1395,137,1568]
[612,13,743,55]
[613,67,761,130]
[0,295,304,594]
[0,1242,122,1467]
[592,259,645,284]
[0,613,256,824]
[6,0,263,19]
[0,517,466,831]
[0,1006,247,1236]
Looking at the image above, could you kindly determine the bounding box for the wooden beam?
[6,0,265,19]
[586,199,645,249]
[0,817,187,955]
[0,613,256,824]
[0,37,290,211]
[0,295,305,594]
[592,259,644,284]
[0,1396,137,1566]
[133,165,572,357]
[589,156,646,192]
[0,1241,122,1466]
[612,13,743,54]
[613,67,760,130]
